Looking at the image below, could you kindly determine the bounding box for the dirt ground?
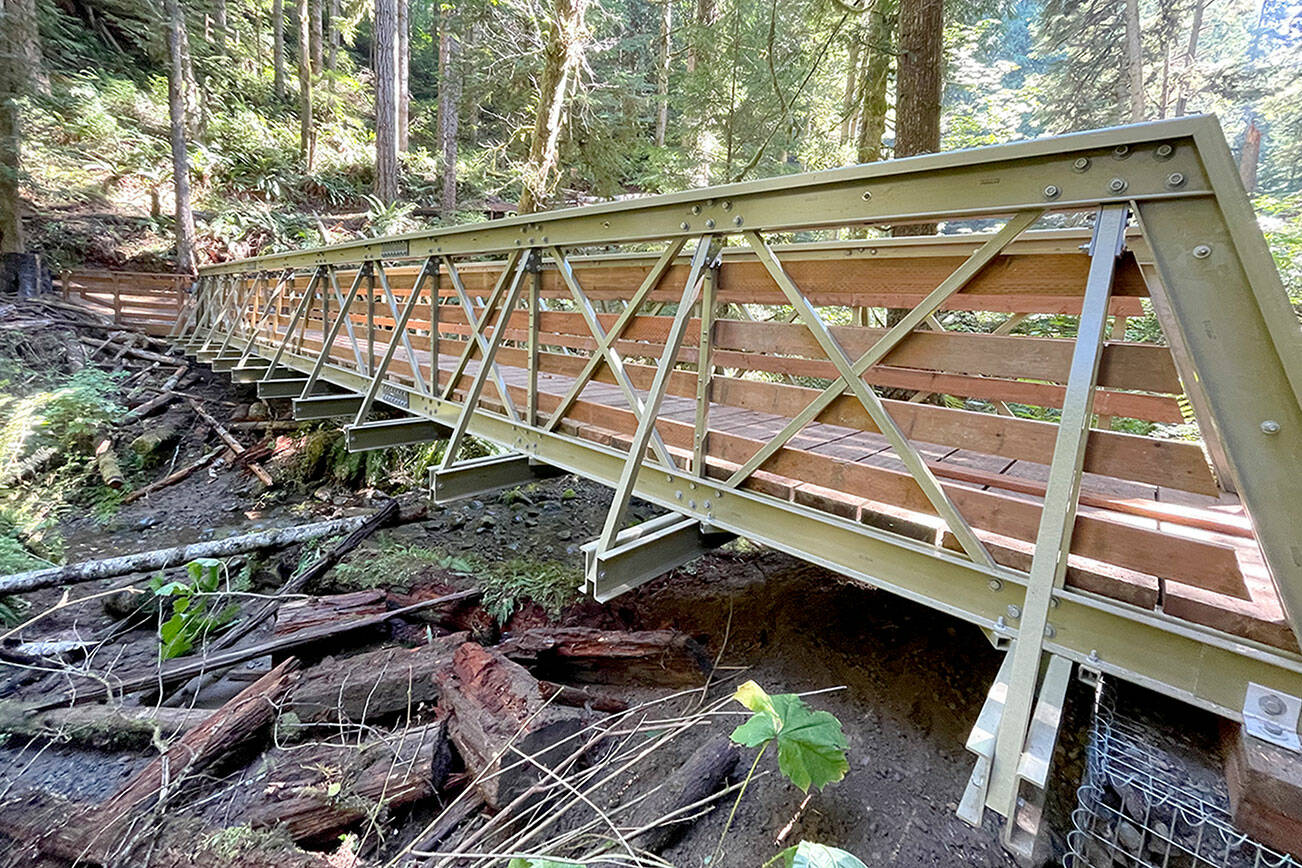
[0,360,1227,868]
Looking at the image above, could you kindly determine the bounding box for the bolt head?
[1166,172,1186,188]
[1261,419,1282,435]
[722,201,733,210]
[705,218,716,229]
[1113,145,1130,158]
[1193,244,1212,259]
[688,499,696,509]
[680,222,690,231]
[1044,624,1056,638]
[1260,694,1287,716]
[1043,185,1061,199]
[1073,157,1091,171]
[1155,143,1174,158]
[691,205,701,215]
[861,190,872,201]
[1006,604,1022,619]
[988,579,1002,591]
[732,216,743,226]
[1109,177,1128,193]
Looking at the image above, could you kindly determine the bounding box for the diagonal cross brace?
[550,245,677,469]
[353,257,438,426]
[742,230,997,568]
[260,267,323,383]
[726,211,1043,491]
[302,263,370,399]
[439,251,533,466]
[595,237,716,553]
[374,262,430,396]
[325,266,367,372]
[439,250,523,415]
[542,239,687,432]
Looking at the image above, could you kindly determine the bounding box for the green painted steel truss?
[171,115,1302,856]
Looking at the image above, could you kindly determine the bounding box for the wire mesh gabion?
[1066,680,1299,868]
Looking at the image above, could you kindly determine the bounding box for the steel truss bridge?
[170,115,1302,859]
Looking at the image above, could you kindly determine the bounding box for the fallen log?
[274,589,389,636]
[120,389,177,423]
[498,627,711,686]
[202,497,409,655]
[437,642,588,810]
[95,437,124,489]
[188,398,273,486]
[0,701,209,750]
[122,445,224,503]
[0,511,409,594]
[36,658,301,863]
[285,631,468,725]
[33,590,480,711]
[538,679,628,713]
[626,735,740,853]
[242,722,451,843]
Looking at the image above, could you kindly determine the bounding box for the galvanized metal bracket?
[293,394,367,421]
[257,376,311,400]
[429,453,563,505]
[582,513,736,602]
[1244,682,1302,752]
[344,417,450,453]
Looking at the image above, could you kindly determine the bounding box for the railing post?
[527,251,542,426]
[693,259,718,476]
[430,261,441,393]
[367,263,376,375]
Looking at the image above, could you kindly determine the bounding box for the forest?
[0,0,1299,298]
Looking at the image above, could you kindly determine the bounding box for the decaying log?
[0,512,407,594]
[274,589,389,636]
[120,389,177,423]
[187,398,273,487]
[241,722,451,843]
[538,680,628,713]
[285,631,468,725]
[208,498,409,655]
[498,627,710,686]
[37,658,301,863]
[123,445,224,503]
[33,590,480,712]
[437,642,589,810]
[0,702,209,750]
[627,735,740,853]
[95,437,124,489]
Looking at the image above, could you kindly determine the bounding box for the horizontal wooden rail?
[59,269,189,335]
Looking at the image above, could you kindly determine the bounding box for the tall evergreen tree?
[375,0,399,203]
[165,0,197,274]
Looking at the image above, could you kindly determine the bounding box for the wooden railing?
[59,270,189,335]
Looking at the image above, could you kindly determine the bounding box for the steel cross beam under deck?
[174,115,1302,853]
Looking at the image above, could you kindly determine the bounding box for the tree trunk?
[309,0,323,75]
[437,6,461,219]
[518,0,589,214]
[297,0,315,168]
[0,0,25,262]
[1239,119,1261,194]
[9,0,46,95]
[855,0,895,164]
[165,0,197,275]
[273,0,286,99]
[893,0,941,240]
[840,35,860,146]
[1174,0,1204,117]
[374,0,399,202]
[682,0,719,186]
[655,0,671,147]
[397,0,410,151]
[327,0,339,72]
[213,0,228,51]
[1124,0,1144,122]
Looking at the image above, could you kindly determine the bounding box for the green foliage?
[507,860,585,868]
[149,558,241,659]
[769,842,869,868]
[730,680,850,793]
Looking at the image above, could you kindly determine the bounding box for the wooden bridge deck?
[271,321,1291,653]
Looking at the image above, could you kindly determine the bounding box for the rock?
[247,401,270,421]
[1115,820,1143,854]
[230,403,251,422]
[130,427,179,463]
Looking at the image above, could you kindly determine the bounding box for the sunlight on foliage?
[731,680,850,793]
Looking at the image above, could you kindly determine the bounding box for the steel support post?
[430,452,563,504]
[527,259,541,427]
[302,263,369,399]
[593,237,714,557]
[345,417,450,452]
[985,205,1129,830]
[583,513,736,602]
[352,258,436,427]
[693,261,718,476]
[293,394,366,420]
[261,268,322,382]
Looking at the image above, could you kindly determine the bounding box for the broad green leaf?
[506,860,584,868]
[769,694,849,792]
[729,683,849,792]
[790,842,868,868]
[153,580,188,597]
[326,781,341,798]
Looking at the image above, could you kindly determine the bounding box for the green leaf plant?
[712,680,851,865]
[149,558,240,659]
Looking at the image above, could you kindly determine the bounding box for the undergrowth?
[329,535,580,623]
